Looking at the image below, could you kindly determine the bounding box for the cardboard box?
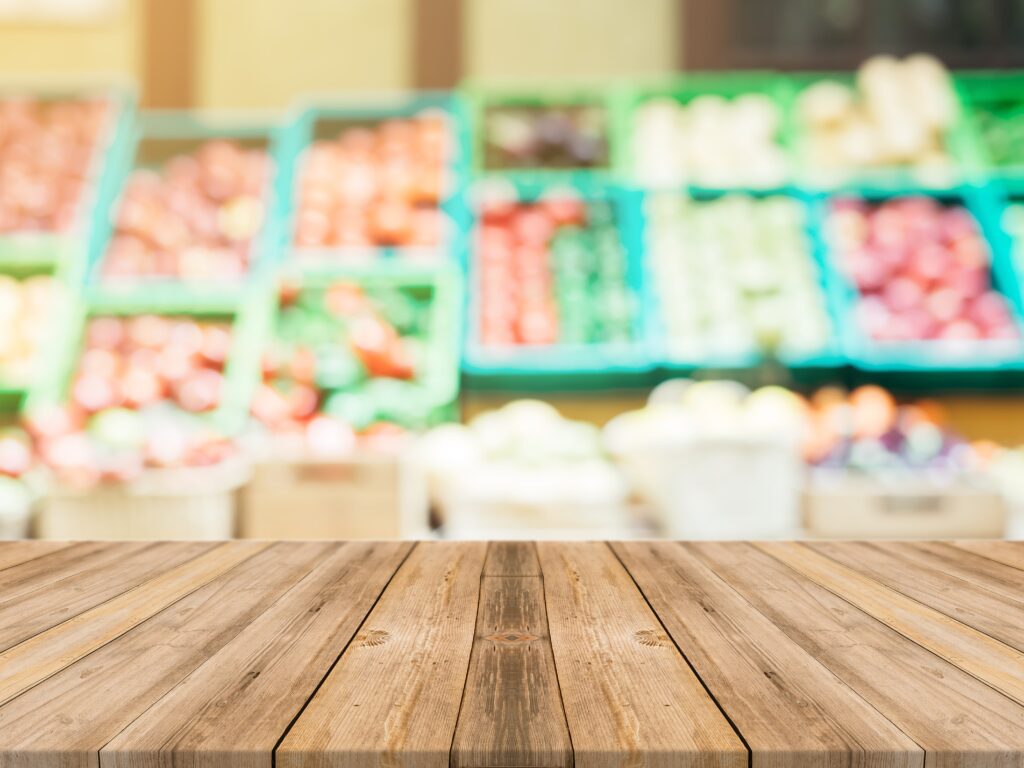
[803,473,1006,539]
[36,460,248,540]
[240,451,428,540]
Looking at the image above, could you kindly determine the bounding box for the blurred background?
[3,0,1024,542]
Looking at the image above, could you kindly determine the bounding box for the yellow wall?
[0,0,141,81]
[465,0,678,84]
[196,0,412,108]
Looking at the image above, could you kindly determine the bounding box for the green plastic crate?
[463,176,654,392]
[955,72,1024,195]
[614,71,798,193]
[25,292,267,437]
[262,260,463,423]
[787,71,979,194]
[462,81,619,181]
[819,185,1024,379]
[274,92,470,272]
[83,110,287,314]
[0,79,134,277]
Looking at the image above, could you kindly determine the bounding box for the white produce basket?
[608,435,804,539]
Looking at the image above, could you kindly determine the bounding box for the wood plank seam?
[0,542,74,573]
[950,541,1024,573]
[756,542,1024,709]
[538,542,575,768]
[268,541,420,768]
[687,542,929,760]
[450,542,574,768]
[606,542,755,767]
[0,542,269,708]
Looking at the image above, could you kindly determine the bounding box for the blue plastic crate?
[274,92,471,273]
[462,177,654,391]
[639,188,846,374]
[82,110,287,314]
[819,185,1024,374]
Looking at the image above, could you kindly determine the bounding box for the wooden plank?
[808,541,1024,653]
[0,541,215,651]
[0,542,73,572]
[452,543,571,768]
[697,542,1024,768]
[0,541,269,707]
[951,541,1024,572]
[538,541,746,768]
[277,542,487,768]
[0,542,144,604]
[483,541,541,577]
[756,541,1024,706]
[102,541,412,768]
[0,542,331,768]
[612,541,920,768]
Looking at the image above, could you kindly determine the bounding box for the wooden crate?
[35,460,248,540]
[239,451,428,540]
[803,474,1006,539]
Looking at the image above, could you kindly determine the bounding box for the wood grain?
[102,541,412,768]
[0,542,147,606]
[951,540,1024,572]
[756,541,1024,706]
[0,543,330,768]
[452,543,571,768]
[0,541,73,572]
[695,542,1024,768]
[809,541,1024,653]
[0,541,214,651]
[277,541,487,768]
[0,541,268,707]
[612,541,920,768]
[538,541,747,768]
[483,541,541,577]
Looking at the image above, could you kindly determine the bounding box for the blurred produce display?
[632,92,787,188]
[0,98,111,234]
[802,385,978,473]
[0,423,35,538]
[483,104,608,170]
[294,112,452,252]
[252,280,437,452]
[100,141,270,283]
[605,379,806,538]
[974,100,1024,169]
[829,195,1019,343]
[419,399,631,533]
[0,275,61,387]
[1003,203,1024,272]
[797,54,958,184]
[477,190,633,347]
[647,193,831,361]
[26,314,238,488]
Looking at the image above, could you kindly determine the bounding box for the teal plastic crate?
[463,177,654,391]
[263,261,463,421]
[639,188,846,374]
[614,72,799,193]
[275,92,470,272]
[0,80,134,277]
[787,71,979,194]
[819,185,1024,376]
[25,292,266,437]
[83,110,287,314]
[462,81,618,181]
[955,72,1024,195]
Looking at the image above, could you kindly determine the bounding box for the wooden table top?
[1,540,1023,768]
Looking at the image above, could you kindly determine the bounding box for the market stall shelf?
[0,540,1023,768]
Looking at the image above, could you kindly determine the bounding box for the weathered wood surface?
[0,540,1021,768]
